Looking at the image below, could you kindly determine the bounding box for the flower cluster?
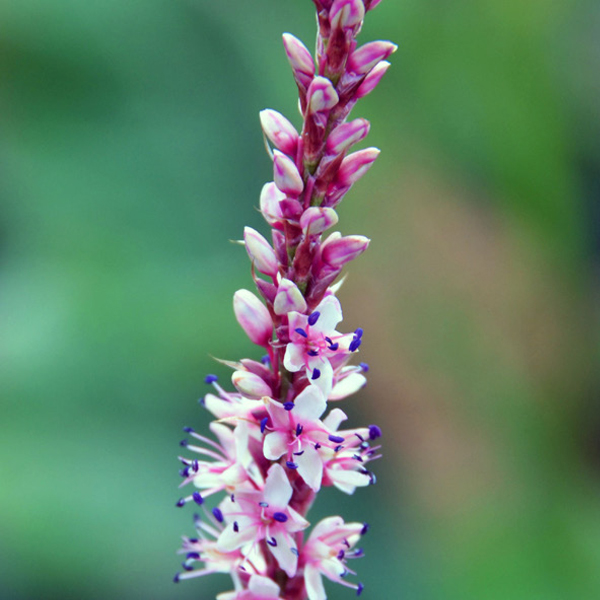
[175,1,394,598]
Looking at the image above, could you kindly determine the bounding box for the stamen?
[359,362,369,372]
[349,337,362,352]
[192,492,204,506]
[187,552,200,560]
[334,444,343,452]
[361,523,369,535]
[230,493,235,502]
[314,443,321,450]
[261,354,271,364]
[233,521,239,532]
[307,349,319,356]
[204,374,218,384]
[267,537,277,547]
[337,549,345,559]
[328,434,345,443]
[182,562,194,571]
[259,501,269,507]
[173,573,180,583]
[311,368,321,380]
[354,328,363,338]
[328,341,339,351]
[180,439,188,447]
[260,417,268,433]
[291,547,299,556]
[293,450,305,456]
[368,425,382,440]
[286,461,298,469]
[212,507,224,523]
[176,498,185,507]
[308,311,320,326]
[357,582,364,596]
[295,327,308,338]
[284,402,295,410]
[296,423,304,436]
[183,426,194,433]
[273,512,288,523]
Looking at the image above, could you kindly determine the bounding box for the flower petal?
[267,527,298,577]
[304,564,327,600]
[284,343,305,372]
[263,432,288,461]
[263,463,293,508]
[311,295,342,333]
[293,384,326,421]
[296,444,324,491]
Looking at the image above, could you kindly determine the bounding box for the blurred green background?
[2,0,600,598]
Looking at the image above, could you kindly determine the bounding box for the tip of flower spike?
[204,374,218,384]
[368,425,382,440]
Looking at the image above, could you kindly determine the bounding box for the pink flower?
[217,463,309,577]
[218,575,283,600]
[301,516,367,600]
[283,295,358,396]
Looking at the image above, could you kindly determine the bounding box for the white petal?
[309,516,345,541]
[286,505,310,532]
[217,520,259,552]
[329,372,366,400]
[248,574,281,598]
[263,432,288,460]
[308,357,333,397]
[209,422,236,458]
[304,564,327,600]
[322,407,348,431]
[263,463,292,508]
[311,295,342,333]
[328,469,370,494]
[296,445,324,491]
[267,528,298,577]
[293,384,326,421]
[266,397,290,430]
[284,343,305,372]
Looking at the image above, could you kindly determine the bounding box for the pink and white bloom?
[302,516,366,600]
[217,463,309,577]
[283,295,357,396]
[218,575,284,600]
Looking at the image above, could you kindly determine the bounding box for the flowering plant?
[174,1,394,598]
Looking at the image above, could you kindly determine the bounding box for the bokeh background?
[2,0,600,598]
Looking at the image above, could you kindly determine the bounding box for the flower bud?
[326,119,370,155]
[259,109,299,156]
[259,182,285,226]
[348,41,397,75]
[244,227,278,277]
[307,77,339,114]
[321,233,370,267]
[274,278,307,315]
[273,150,304,196]
[330,0,365,30]
[231,370,272,398]
[233,289,273,347]
[282,33,315,88]
[300,207,339,235]
[336,147,380,187]
[355,60,391,99]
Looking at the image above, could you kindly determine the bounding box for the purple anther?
[296,423,304,436]
[291,547,299,556]
[357,582,364,596]
[361,523,369,535]
[307,349,319,357]
[273,512,288,523]
[186,552,200,560]
[192,460,199,472]
[337,549,345,560]
[267,537,278,547]
[325,336,333,344]
[328,434,345,443]
[349,337,362,352]
[311,368,321,380]
[183,426,194,433]
[260,417,268,433]
[173,573,180,583]
[204,374,218,384]
[261,354,271,364]
[360,362,369,372]
[355,433,365,441]
[182,562,194,571]
[334,444,343,452]
[354,328,363,338]
[179,439,188,447]
[328,342,339,351]
[192,492,204,506]
[230,493,235,502]
[353,548,364,557]
[286,461,298,469]
[294,327,308,338]
[293,450,305,456]
[370,472,377,485]
[259,501,269,507]
[233,521,239,532]
[284,402,295,411]
[199,396,206,406]
[176,498,185,507]
[188,537,198,543]
[368,424,382,440]
[308,311,320,326]
[212,507,224,523]
[179,468,189,478]
[353,454,363,462]
[314,442,321,449]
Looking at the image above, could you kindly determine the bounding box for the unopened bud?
[282,33,315,88]
[326,119,370,155]
[260,109,299,156]
[300,207,339,235]
[355,61,391,99]
[273,150,304,196]
[330,0,364,30]
[244,227,278,277]
[348,41,398,75]
[321,233,370,267]
[307,77,339,114]
[260,182,285,226]
[233,289,273,347]
[232,370,272,398]
[336,148,380,187]
[273,278,307,315]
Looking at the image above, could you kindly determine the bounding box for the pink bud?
[273,278,307,315]
[259,109,299,156]
[336,147,380,186]
[244,227,278,277]
[366,0,384,10]
[273,150,304,196]
[348,41,397,75]
[231,370,272,398]
[321,233,370,267]
[330,0,364,30]
[300,207,339,235]
[307,76,339,114]
[355,60,391,99]
[259,182,285,226]
[326,118,370,155]
[233,289,273,347]
[282,33,315,88]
